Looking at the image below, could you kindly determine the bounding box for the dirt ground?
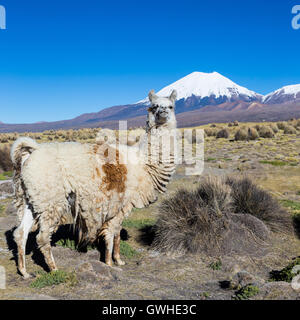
[0,126,300,300]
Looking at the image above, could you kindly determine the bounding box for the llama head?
[146,90,177,131]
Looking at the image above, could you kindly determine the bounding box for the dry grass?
[0,145,13,172]
[216,129,229,139]
[153,176,232,254]
[235,129,248,141]
[248,127,259,140]
[153,175,292,255]
[258,126,275,138]
[284,125,297,135]
[226,176,293,233]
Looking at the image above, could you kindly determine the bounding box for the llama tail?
[11,137,39,170]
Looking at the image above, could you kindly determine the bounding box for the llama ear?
[148,90,157,103]
[169,90,177,102]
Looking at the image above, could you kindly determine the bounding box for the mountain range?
[1,72,300,133]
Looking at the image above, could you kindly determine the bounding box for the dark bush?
[248,127,259,140]
[0,145,13,172]
[284,125,297,135]
[258,126,274,138]
[153,176,232,254]
[216,129,229,139]
[153,176,293,255]
[204,128,217,137]
[235,129,248,141]
[270,123,279,133]
[226,176,292,233]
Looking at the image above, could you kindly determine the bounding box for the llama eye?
[169,106,173,109]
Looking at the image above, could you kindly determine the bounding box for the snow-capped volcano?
[263,84,300,105]
[138,71,262,105]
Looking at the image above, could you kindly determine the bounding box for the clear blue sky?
[0,0,299,123]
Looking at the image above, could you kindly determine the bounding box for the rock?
[90,261,112,281]
[0,181,13,196]
[77,271,99,283]
[85,250,99,260]
[257,281,300,300]
[231,271,264,289]
[230,213,270,241]
[75,262,94,273]
[5,202,17,216]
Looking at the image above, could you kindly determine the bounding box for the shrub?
[235,129,248,141]
[258,126,274,138]
[0,146,13,172]
[233,285,259,300]
[216,129,229,139]
[120,241,139,259]
[153,176,232,254]
[270,257,300,282]
[233,121,239,127]
[30,270,77,288]
[153,175,293,256]
[270,123,279,133]
[204,128,217,137]
[247,127,259,140]
[210,124,217,128]
[254,124,261,131]
[228,123,233,127]
[277,122,288,130]
[284,125,297,135]
[225,176,292,233]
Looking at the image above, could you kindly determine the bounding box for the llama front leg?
[36,220,58,272]
[13,205,34,279]
[113,232,125,266]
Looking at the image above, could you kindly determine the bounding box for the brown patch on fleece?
[102,149,127,193]
[93,144,99,154]
[95,167,101,177]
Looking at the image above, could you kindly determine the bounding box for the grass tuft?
[233,285,259,300]
[269,258,300,282]
[30,270,77,289]
[120,240,139,259]
[122,218,156,229]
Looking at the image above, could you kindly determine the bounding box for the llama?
[11,89,177,279]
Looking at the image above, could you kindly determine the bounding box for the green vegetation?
[120,240,139,259]
[0,171,13,180]
[0,204,5,215]
[233,285,259,300]
[200,292,210,298]
[270,258,300,282]
[259,160,287,166]
[280,200,300,212]
[209,259,222,271]
[122,218,155,229]
[205,157,217,162]
[30,270,77,289]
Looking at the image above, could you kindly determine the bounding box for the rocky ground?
[0,126,300,300]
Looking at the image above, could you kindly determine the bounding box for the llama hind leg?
[13,205,34,279]
[36,219,58,272]
[102,224,114,267]
[113,231,125,266]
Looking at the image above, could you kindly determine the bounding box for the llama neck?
[143,125,177,193]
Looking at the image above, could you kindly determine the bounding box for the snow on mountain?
[263,84,300,104]
[138,71,262,104]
